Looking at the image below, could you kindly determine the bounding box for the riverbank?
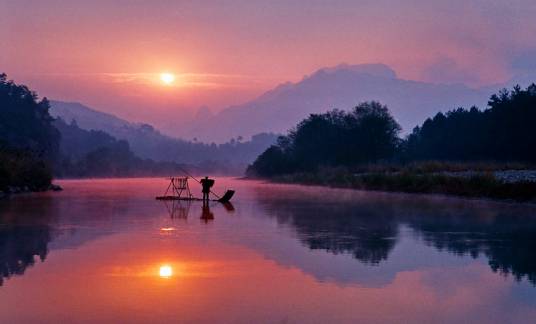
[0,183,62,199]
[266,169,536,202]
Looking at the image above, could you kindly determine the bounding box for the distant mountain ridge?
[49,100,163,146]
[49,63,497,164]
[180,63,493,142]
[49,100,277,171]
[49,100,131,133]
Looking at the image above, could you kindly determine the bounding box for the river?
[1,178,535,323]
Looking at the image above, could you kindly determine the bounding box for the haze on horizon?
[2,0,536,134]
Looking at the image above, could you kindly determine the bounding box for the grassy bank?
[269,168,536,202]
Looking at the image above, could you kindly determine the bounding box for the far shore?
[253,169,536,203]
[0,184,62,199]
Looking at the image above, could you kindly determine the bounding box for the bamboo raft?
[155,176,235,203]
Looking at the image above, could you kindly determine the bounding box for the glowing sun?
[160,72,175,85]
[159,265,173,278]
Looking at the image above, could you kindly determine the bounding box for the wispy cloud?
[31,72,285,89]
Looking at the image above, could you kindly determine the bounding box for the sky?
[1,0,536,127]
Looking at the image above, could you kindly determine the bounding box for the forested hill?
[50,100,278,167]
[248,84,536,177]
[53,118,198,178]
[0,73,59,192]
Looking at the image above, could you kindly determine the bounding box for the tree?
[0,73,60,190]
[405,84,536,163]
[0,73,60,161]
[248,101,401,176]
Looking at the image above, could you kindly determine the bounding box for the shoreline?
[255,171,536,203]
[0,183,62,199]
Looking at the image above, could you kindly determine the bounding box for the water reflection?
[254,186,536,285]
[163,200,191,219]
[0,199,54,286]
[200,205,215,223]
[162,200,234,222]
[405,210,536,284]
[1,179,536,323]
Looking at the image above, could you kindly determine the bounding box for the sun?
[159,265,173,278]
[160,72,175,85]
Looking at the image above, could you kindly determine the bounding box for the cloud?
[28,72,281,89]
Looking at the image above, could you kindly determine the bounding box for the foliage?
[0,145,52,191]
[272,169,536,202]
[247,101,401,177]
[405,84,536,162]
[249,85,536,179]
[0,73,60,161]
[0,73,59,191]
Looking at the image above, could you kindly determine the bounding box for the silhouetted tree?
[0,73,60,190]
[248,101,401,176]
[0,73,60,160]
[404,84,536,163]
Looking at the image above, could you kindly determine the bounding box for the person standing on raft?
[200,176,215,204]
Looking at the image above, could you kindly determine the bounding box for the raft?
[156,189,235,203]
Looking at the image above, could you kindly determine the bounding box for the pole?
[175,166,222,199]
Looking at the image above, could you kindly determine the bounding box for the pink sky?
[2,0,536,126]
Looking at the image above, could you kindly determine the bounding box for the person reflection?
[200,204,215,223]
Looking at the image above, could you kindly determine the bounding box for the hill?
[49,101,277,171]
[182,63,491,142]
[0,73,59,193]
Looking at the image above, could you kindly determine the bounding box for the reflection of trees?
[0,198,54,286]
[0,224,51,286]
[254,186,536,284]
[404,210,536,285]
[293,206,397,265]
[257,195,399,265]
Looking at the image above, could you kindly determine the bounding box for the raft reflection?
[162,199,234,222]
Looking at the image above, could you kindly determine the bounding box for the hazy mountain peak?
[194,105,214,120]
[49,100,130,131]
[182,63,492,143]
[313,63,397,79]
[258,64,397,104]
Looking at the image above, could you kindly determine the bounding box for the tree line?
[248,84,536,177]
[0,73,58,191]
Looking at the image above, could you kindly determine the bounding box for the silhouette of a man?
[200,176,214,204]
[200,204,214,223]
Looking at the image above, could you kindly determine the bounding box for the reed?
[273,168,536,202]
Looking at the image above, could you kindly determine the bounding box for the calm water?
[1,178,536,323]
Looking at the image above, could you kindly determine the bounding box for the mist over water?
[1,178,535,323]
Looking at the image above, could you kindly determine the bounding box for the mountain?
[52,118,199,178]
[181,63,493,142]
[49,101,131,135]
[49,101,277,172]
